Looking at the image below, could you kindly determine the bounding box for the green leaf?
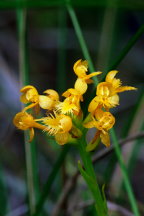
[102,184,108,213]
[86,138,100,152]
[0,165,7,215]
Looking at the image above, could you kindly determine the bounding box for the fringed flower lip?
[55,100,80,116]
[37,112,72,135]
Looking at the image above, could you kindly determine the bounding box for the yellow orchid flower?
[39,89,59,110]
[88,70,137,114]
[62,88,83,102]
[73,59,101,81]
[42,113,72,135]
[13,112,46,142]
[56,99,80,115]
[56,88,83,115]
[20,85,39,111]
[84,109,115,147]
[105,70,137,94]
[55,132,71,145]
[73,59,102,94]
[20,85,59,112]
[44,89,59,101]
[41,112,73,145]
[73,59,88,77]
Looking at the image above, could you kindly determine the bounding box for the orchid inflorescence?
[13,59,136,150]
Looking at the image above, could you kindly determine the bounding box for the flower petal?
[83,120,96,128]
[55,132,70,145]
[116,86,137,93]
[88,96,99,114]
[39,95,54,110]
[44,89,59,101]
[74,78,88,94]
[105,70,118,83]
[100,132,110,147]
[107,94,119,107]
[29,127,34,142]
[73,59,88,78]
[96,82,111,96]
[20,94,29,104]
[20,85,36,93]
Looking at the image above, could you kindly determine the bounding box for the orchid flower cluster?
[13,59,136,149]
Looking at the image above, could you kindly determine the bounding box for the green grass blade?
[111,93,144,196]
[16,8,39,215]
[33,146,70,216]
[67,4,140,215]
[67,4,98,85]
[108,25,144,71]
[0,165,7,215]
[110,129,140,216]
[57,8,67,94]
[33,9,69,216]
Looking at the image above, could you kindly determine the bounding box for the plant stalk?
[77,129,108,216]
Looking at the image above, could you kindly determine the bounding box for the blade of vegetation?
[127,122,144,177]
[33,146,70,216]
[33,9,69,216]
[57,8,67,94]
[111,93,144,196]
[96,2,118,71]
[108,25,144,70]
[67,4,98,85]
[16,8,39,215]
[0,165,7,215]
[98,24,144,81]
[110,129,140,216]
[67,4,140,215]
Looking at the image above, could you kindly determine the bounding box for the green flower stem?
[77,129,107,216]
[110,129,140,216]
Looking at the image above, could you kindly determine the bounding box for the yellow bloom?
[42,113,72,135]
[88,70,137,114]
[56,88,83,115]
[55,132,70,145]
[41,113,73,145]
[13,112,46,142]
[73,59,102,94]
[56,99,80,115]
[20,85,39,111]
[105,70,136,94]
[84,109,115,147]
[73,59,88,78]
[44,89,59,101]
[74,78,88,95]
[20,85,59,111]
[39,89,59,110]
[62,88,83,102]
